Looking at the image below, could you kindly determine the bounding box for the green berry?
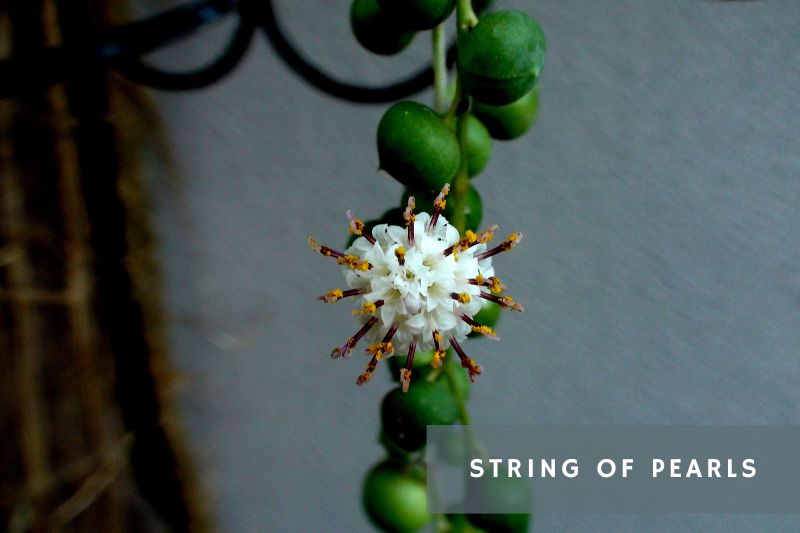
[351,0,415,56]
[472,88,539,141]
[378,101,461,190]
[465,114,492,177]
[447,514,489,533]
[378,0,455,30]
[466,475,533,533]
[458,10,546,105]
[362,460,431,533]
[381,380,459,452]
[468,300,500,338]
[401,185,483,232]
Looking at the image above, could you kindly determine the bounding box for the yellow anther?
[501,296,525,313]
[465,230,478,244]
[474,273,484,285]
[488,276,505,294]
[504,233,523,248]
[352,301,377,316]
[350,218,365,235]
[338,254,371,271]
[433,183,451,210]
[456,293,471,304]
[404,197,416,225]
[432,349,446,368]
[365,341,394,359]
[400,368,412,393]
[434,331,443,344]
[394,246,406,265]
[322,289,344,303]
[471,325,498,339]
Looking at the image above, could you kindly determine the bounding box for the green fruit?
[351,0,415,55]
[378,0,455,30]
[466,476,533,533]
[378,101,461,189]
[473,88,539,141]
[447,514,489,533]
[346,207,405,248]
[381,380,459,452]
[458,10,546,105]
[465,114,492,177]
[363,460,431,533]
[401,185,483,232]
[468,300,500,338]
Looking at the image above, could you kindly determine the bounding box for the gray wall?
[144,1,800,531]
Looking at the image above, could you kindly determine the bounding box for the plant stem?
[456,0,478,34]
[449,113,471,234]
[432,23,448,114]
[444,361,471,426]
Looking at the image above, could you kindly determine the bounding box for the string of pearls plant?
[310,1,545,531]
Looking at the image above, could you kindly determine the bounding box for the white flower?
[309,185,524,391]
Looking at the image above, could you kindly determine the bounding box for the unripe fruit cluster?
[349,2,541,531]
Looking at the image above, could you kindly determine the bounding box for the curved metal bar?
[113,18,255,91]
[257,0,456,104]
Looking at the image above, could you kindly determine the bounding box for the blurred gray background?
[140,0,799,531]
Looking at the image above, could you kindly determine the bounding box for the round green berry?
[447,514,489,533]
[378,0,455,30]
[468,300,500,338]
[378,101,461,189]
[465,114,492,177]
[362,460,431,533]
[466,475,532,533]
[458,10,546,105]
[381,380,459,452]
[351,0,415,56]
[472,88,539,141]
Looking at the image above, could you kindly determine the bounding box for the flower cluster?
[309,185,523,391]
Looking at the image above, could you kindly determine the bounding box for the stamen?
[394,246,406,266]
[427,183,451,232]
[337,254,372,271]
[400,338,417,393]
[331,317,377,359]
[317,288,365,303]
[357,324,398,385]
[347,210,376,245]
[450,292,472,304]
[431,330,446,368]
[308,237,345,259]
[476,233,523,261]
[469,275,506,294]
[449,336,483,383]
[459,313,500,341]
[479,292,525,312]
[443,224,499,257]
[404,196,416,246]
[351,299,384,316]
